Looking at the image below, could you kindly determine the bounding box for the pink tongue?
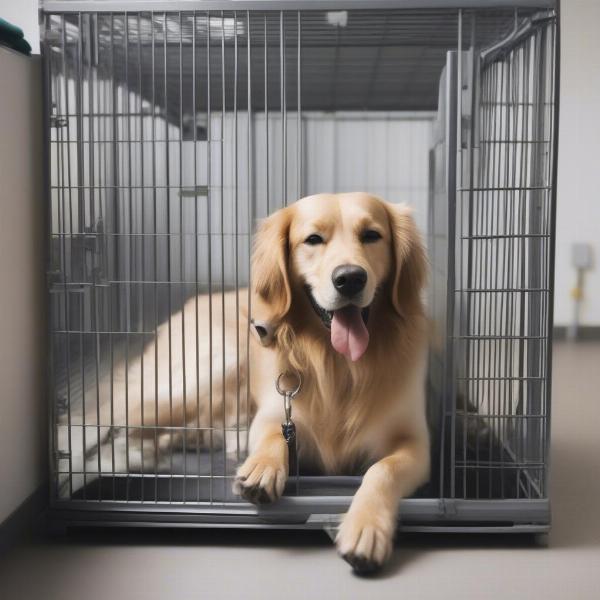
[331,306,370,362]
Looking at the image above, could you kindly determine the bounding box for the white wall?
[0,49,46,524]
[0,0,40,54]
[554,0,600,326]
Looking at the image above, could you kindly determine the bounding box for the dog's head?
[251,193,427,361]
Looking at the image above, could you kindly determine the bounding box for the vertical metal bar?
[220,10,227,501]
[49,17,59,498]
[88,12,103,499]
[179,10,187,502]
[483,59,495,498]
[280,11,286,206]
[296,10,301,199]
[76,14,85,237]
[544,12,560,500]
[456,15,468,500]
[60,13,74,499]
[137,11,146,502]
[528,23,547,495]
[490,53,506,499]
[234,11,241,464]
[264,14,269,214]
[151,10,160,503]
[483,57,495,500]
[193,10,201,503]
[499,46,514,500]
[476,55,494,499]
[76,11,87,500]
[207,9,214,504]
[246,9,252,454]
[109,11,118,501]
[125,12,132,502]
[43,11,57,501]
[462,16,478,499]
[440,48,457,502]
[516,36,532,497]
[164,10,174,504]
[449,11,462,500]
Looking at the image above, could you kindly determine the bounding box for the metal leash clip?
[276,371,302,491]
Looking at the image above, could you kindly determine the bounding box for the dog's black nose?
[332,264,367,297]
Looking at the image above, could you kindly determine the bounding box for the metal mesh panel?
[44,3,558,529]
[448,13,557,500]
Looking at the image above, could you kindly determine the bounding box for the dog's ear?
[385,202,428,318]
[251,207,292,322]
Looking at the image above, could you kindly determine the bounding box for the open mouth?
[305,286,370,362]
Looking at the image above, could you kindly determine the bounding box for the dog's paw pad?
[335,515,394,573]
[234,477,274,505]
[341,553,382,576]
[232,457,287,505]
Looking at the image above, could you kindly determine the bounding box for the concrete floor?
[1,341,599,600]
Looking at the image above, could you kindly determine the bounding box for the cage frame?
[40,0,560,534]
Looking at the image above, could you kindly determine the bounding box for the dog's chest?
[295,388,397,474]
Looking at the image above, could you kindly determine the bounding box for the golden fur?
[61,192,430,574]
[238,193,430,572]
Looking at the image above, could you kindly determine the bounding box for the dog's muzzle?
[303,286,370,329]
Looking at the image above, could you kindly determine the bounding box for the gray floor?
[1,342,599,600]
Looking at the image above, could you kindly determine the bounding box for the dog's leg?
[335,435,430,574]
[232,412,288,504]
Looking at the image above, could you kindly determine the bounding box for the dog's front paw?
[335,510,394,575]
[233,455,287,504]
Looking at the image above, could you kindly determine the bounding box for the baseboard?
[553,326,600,341]
[0,484,48,553]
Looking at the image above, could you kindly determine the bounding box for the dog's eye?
[360,229,382,244]
[304,233,324,246]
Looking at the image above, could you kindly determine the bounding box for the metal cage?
[42,0,559,532]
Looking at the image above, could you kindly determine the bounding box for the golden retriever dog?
[236,192,430,573]
[60,192,429,574]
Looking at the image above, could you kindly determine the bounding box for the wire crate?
[42,0,559,532]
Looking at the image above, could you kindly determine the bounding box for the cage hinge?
[50,115,68,128]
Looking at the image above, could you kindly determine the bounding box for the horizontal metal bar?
[461,234,550,240]
[50,233,250,239]
[479,139,550,144]
[458,186,551,192]
[56,425,249,433]
[41,1,558,15]
[399,524,550,533]
[47,497,551,526]
[454,335,547,340]
[456,376,545,381]
[56,472,242,479]
[455,462,545,468]
[56,425,248,432]
[50,139,223,144]
[51,185,229,190]
[454,412,546,419]
[50,112,437,123]
[455,288,550,293]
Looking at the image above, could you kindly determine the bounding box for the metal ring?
[275,371,302,398]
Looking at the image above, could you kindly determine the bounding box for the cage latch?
[50,115,68,128]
